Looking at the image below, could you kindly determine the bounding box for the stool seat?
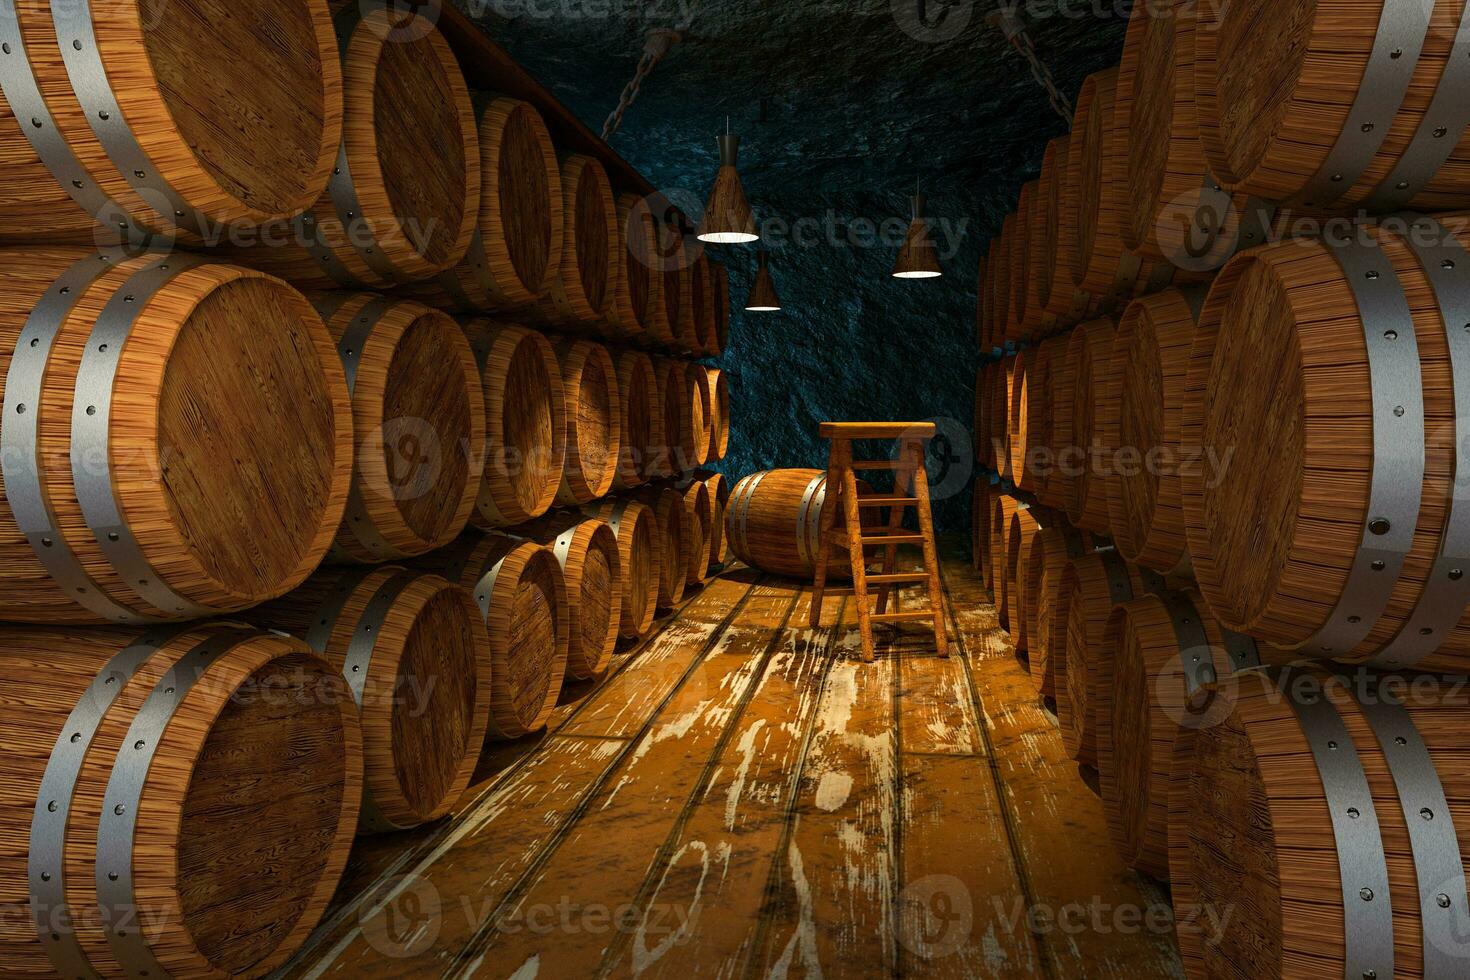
[818,421,937,440]
[810,421,947,661]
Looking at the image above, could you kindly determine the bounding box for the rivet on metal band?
[1361,3,1470,212]
[325,297,407,561]
[337,570,418,833]
[1099,549,1135,605]
[1281,667,1394,980]
[1371,216,1470,668]
[1160,591,1216,696]
[1308,233,1425,655]
[469,546,513,622]
[50,0,215,241]
[1219,627,1261,673]
[0,10,152,243]
[28,626,191,980]
[1288,0,1431,210]
[97,628,266,978]
[2,251,155,623]
[324,1,413,286]
[70,254,215,619]
[1355,673,1470,975]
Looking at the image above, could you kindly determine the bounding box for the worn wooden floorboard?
[457,583,800,979]
[940,552,1184,979]
[271,540,1184,980]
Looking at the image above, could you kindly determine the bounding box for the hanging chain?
[601,4,699,141]
[986,8,1073,126]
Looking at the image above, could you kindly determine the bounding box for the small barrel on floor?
[726,469,861,580]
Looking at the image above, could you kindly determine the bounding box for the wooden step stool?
[810,422,948,662]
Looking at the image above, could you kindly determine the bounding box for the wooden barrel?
[1057,552,1163,765]
[1037,136,1093,327]
[1116,0,1263,269]
[691,253,718,355]
[989,494,1022,612]
[655,356,704,477]
[0,248,353,623]
[628,485,688,607]
[1182,217,1470,670]
[615,192,665,343]
[695,469,732,569]
[1025,523,1095,697]
[426,531,569,739]
[0,624,361,978]
[315,293,483,562]
[687,361,714,465]
[554,339,621,505]
[1005,506,1043,650]
[1194,0,1470,214]
[225,4,479,289]
[1094,588,1253,878]
[0,0,341,245]
[1111,288,1201,574]
[612,348,660,490]
[726,469,858,580]
[1169,666,1470,978]
[409,97,563,313]
[992,214,1013,340]
[706,366,731,462]
[1039,329,1081,510]
[1066,316,1119,533]
[248,565,491,832]
[463,319,566,527]
[1007,182,1035,340]
[1070,68,1174,303]
[536,155,616,331]
[662,227,693,352]
[991,357,1015,481]
[1015,337,1061,491]
[507,513,622,680]
[1006,347,1032,485]
[584,497,659,638]
[1023,152,1060,337]
[676,476,714,586]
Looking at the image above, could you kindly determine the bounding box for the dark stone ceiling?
[468,0,1130,528]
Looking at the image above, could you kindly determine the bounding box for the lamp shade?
[697,134,759,244]
[892,193,943,278]
[744,252,781,311]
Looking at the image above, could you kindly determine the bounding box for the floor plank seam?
[443,578,768,976]
[938,558,1057,980]
[591,587,807,979]
[739,595,849,980]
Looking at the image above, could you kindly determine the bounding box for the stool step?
[866,572,929,585]
[856,496,920,507]
[871,610,937,623]
[836,531,926,546]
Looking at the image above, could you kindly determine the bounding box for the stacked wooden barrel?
[0,3,737,969]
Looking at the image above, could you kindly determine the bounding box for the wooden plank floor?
[273,538,1183,980]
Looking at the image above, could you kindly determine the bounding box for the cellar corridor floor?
[275,538,1183,980]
